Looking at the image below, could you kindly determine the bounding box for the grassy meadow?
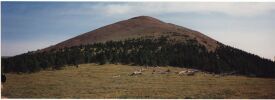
[2,63,275,99]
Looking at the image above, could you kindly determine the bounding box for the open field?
[2,64,275,99]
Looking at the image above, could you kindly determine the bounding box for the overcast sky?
[1,2,275,60]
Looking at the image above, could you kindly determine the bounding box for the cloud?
[8,2,274,18]
[103,4,132,15]
[96,2,275,17]
[4,2,275,18]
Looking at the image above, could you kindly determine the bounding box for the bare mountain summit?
[43,16,219,52]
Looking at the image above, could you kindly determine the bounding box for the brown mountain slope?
[43,16,219,52]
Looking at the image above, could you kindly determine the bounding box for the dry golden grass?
[2,64,275,98]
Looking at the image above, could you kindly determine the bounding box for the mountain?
[43,16,218,52]
[2,16,275,78]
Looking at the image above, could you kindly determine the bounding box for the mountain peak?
[127,16,163,23]
[42,16,219,52]
[130,16,159,20]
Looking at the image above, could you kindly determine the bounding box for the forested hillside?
[2,35,275,77]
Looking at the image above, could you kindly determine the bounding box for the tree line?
[2,35,275,78]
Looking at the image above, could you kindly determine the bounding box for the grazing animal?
[178,69,198,76]
[152,69,156,74]
[186,72,195,76]
[140,68,146,72]
[152,69,171,74]
[152,69,156,72]
[166,69,171,72]
[73,64,79,68]
[129,71,142,76]
[112,75,120,78]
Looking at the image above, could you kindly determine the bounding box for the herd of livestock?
[128,66,200,76]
